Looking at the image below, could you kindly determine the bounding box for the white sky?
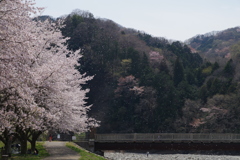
[34,0,240,41]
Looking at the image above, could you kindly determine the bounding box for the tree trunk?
[30,131,42,153]
[1,130,12,157]
[4,140,11,157]
[30,140,36,153]
[20,138,28,154]
[15,127,31,154]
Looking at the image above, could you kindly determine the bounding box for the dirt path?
[42,141,80,160]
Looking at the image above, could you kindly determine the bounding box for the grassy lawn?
[0,141,4,148]
[66,142,107,160]
[0,142,49,160]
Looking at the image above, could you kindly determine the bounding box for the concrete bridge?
[89,133,240,151]
[95,133,240,143]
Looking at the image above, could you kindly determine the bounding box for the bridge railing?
[95,133,240,143]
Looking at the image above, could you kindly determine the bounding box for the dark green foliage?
[138,32,169,48]
[199,77,236,103]
[110,76,142,132]
[186,70,196,85]
[138,54,155,86]
[151,73,180,132]
[173,57,184,86]
[159,58,169,74]
[212,62,220,71]
[199,85,208,103]
[223,59,234,77]
[61,12,96,51]
[168,41,203,68]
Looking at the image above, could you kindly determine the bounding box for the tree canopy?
[0,0,97,154]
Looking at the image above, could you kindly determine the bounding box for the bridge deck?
[95,133,240,143]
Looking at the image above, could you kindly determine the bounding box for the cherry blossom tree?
[0,0,40,154]
[26,19,98,152]
[0,0,98,154]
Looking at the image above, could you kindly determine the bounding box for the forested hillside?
[56,10,240,133]
[187,27,240,63]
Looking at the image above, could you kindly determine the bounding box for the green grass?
[0,141,4,148]
[73,133,86,142]
[9,142,49,160]
[66,142,107,160]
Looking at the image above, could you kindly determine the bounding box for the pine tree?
[173,57,184,86]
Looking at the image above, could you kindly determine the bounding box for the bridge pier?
[88,139,95,152]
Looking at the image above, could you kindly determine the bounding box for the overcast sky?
[34,0,240,41]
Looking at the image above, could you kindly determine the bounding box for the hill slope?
[187,27,240,63]
[41,10,240,133]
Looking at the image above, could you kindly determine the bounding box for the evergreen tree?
[223,59,234,77]
[173,57,184,86]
